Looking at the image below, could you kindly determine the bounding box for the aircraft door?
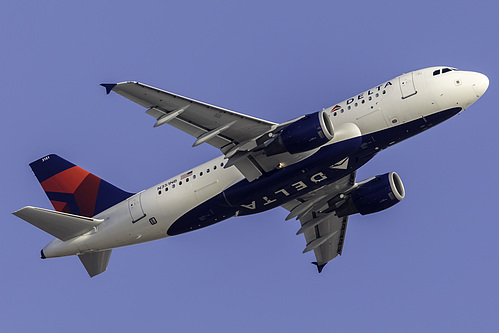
[128,192,146,223]
[399,72,417,99]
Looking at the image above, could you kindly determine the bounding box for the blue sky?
[2,1,498,332]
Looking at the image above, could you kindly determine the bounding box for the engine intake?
[336,172,405,217]
[264,110,334,156]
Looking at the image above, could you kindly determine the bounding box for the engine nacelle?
[336,172,405,217]
[264,110,334,156]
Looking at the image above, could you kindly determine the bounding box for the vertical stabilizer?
[30,154,133,217]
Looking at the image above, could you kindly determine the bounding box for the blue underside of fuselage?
[167,107,462,236]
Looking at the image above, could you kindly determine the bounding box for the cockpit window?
[433,67,458,76]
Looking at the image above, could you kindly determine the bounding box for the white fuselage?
[42,67,488,258]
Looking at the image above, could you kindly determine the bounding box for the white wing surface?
[105,81,277,151]
[104,82,312,181]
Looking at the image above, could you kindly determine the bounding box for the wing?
[281,172,356,272]
[104,81,277,151]
[103,82,310,182]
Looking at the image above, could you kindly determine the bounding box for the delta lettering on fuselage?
[236,81,393,213]
[239,171,329,211]
[345,81,393,105]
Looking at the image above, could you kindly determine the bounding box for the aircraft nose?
[472,72,489,97]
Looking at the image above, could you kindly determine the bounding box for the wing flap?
[303,230,338,253]
[13,206,103,241]
[282,172,356,272]
[310,215,348,263]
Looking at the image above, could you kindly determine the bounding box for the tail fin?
[30,154,133,217]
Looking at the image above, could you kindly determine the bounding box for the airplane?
[13,66,489,277]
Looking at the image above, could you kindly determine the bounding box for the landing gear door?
[399,72,417,99]
[128,192,146,223]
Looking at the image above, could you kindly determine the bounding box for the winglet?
[100,83,117,95]
[312,262,327,273]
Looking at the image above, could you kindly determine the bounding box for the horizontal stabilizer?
[79,250,112,277]
[13,206,103,241]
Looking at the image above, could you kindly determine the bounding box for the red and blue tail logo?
[30,154,133,217]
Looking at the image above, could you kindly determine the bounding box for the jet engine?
[264,110,334,156]
[336,172,405,217]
